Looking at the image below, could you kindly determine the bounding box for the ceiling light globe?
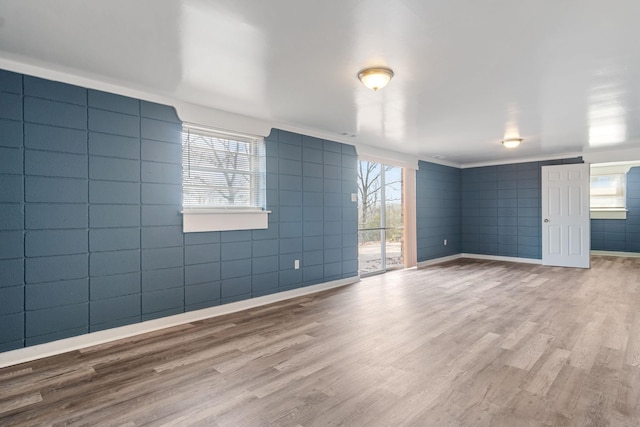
[358,68,394,91]
[502,138,522,148]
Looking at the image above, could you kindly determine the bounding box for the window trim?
[181,124,269,232]
[590,208,627,220]
[589,162,640,220]
[590,172,626,209]
[182,209,269,233]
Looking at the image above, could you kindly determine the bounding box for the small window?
[181,125,268,232]
[590,173,626,209]
[182,126,266,210]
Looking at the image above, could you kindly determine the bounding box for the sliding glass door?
[357,160,404,276]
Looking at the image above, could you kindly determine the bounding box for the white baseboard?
[591,250,640,258]
[0,276,359,369]
[416,254,462,267]
[419,251,640,269]
[417,253,542,268]
[461,253,543,265]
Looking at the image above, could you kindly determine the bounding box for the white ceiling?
[2,0,640,165]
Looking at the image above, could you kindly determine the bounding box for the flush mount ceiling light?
[502,138,523,148]
[358,67,394,91]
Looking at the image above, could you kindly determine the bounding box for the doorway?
[357,160,404,275]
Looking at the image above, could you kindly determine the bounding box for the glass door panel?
[384,166,404,269]
[358,229,384,275]
[385,238,403,269]
[357,160,404,276]
[357,161,383,275]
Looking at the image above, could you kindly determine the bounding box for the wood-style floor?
[1,255,640,426]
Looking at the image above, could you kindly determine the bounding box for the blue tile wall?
[23,72,89,345]
[0,70,25,351]
[417,158,584,262]
[460,158,583,259]
[416,161,462,261]
[0,69,358,352]
[591,166,640,252]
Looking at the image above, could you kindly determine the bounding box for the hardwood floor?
[1,255,640,426]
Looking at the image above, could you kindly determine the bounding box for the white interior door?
[541,164,590,268]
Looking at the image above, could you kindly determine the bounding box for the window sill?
[590,209,627,220]
[182,209,270,232]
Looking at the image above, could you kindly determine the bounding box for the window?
[181,125,268,232]
[590,172,627,220]
[590,173,626,209]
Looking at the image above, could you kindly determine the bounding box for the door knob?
[544,219,550,223]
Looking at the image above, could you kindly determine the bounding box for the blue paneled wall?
[462,162,541,259]
[0,69,358,352]
[416,157,584,262]
[461,158,583,259]
[416,161,461,261]
[592,167,640,252]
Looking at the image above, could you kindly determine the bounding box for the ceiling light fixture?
[502,138,523,148]
[358,67,394,91]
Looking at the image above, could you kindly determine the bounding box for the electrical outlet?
[444,239,447,246]
[351,193,358,202]
[294,259,300,269]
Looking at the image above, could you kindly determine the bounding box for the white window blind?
[182,126,266,210]
[590,173,626,209]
